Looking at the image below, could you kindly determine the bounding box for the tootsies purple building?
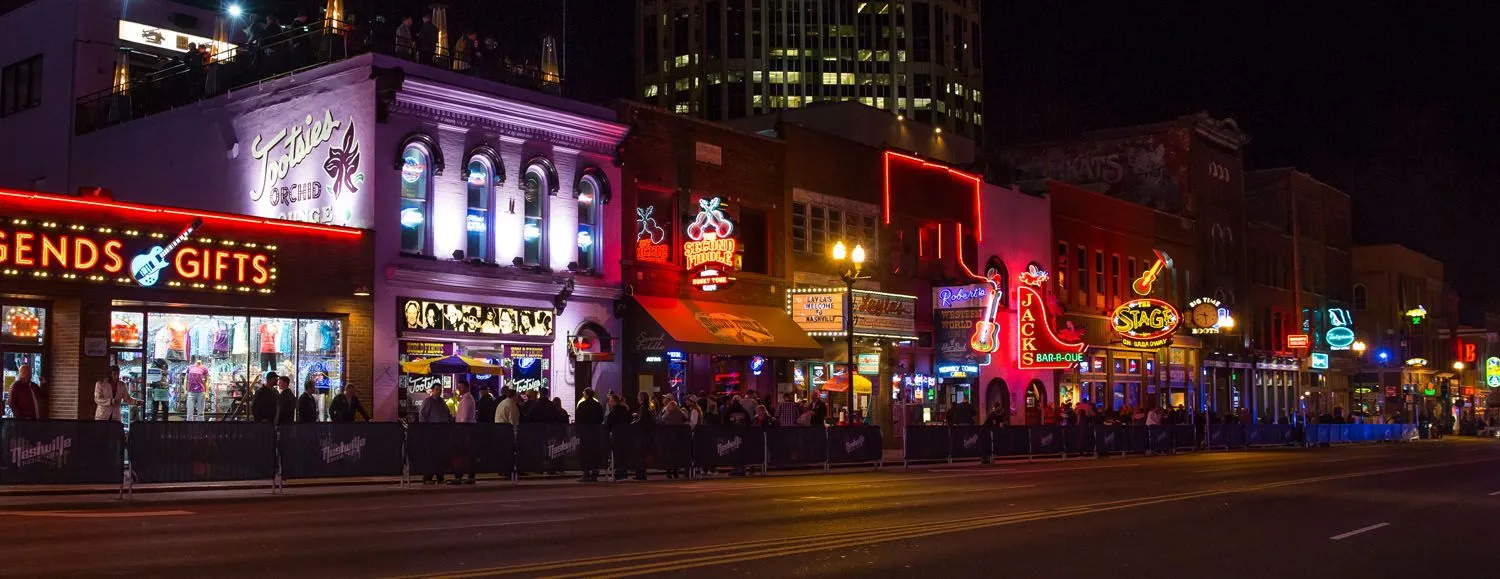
[9,3,628,420]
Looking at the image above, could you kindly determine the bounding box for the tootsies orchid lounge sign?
[244,108,368,227]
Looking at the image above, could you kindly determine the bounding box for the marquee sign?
[787,290,845,333]
[0,218,277,293]
[398,298,555,338]
[683,197,735,292]
[1111,298,1180,349]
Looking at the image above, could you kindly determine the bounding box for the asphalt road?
[2,439,1498,578]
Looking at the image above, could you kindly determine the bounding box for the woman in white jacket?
[93,366,138,421]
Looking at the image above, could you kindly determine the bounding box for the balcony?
[75,18,562,135]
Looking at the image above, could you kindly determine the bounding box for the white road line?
[1330,522,1389,541]
[1002,484,1038,489]
[387,517,585,533]
[1488,490,1500,496]
[0,509,193,518]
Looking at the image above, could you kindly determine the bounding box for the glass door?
[1,351,43,418]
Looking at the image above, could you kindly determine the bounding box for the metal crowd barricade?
[0,419,125,485]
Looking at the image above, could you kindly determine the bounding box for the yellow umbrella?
[400,355,502,375]
[852,373,873,395]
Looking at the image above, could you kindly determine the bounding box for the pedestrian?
[684,399,703,427]
[418,386,451,484]
[983,403,1005,427]
[476,387,498,423]
[753,404,774,427]
[703,399,722,425]
[90,365,134,421]
[276,376,297,425]
[452,381,476,484]
[416,14,436,64]
[740,389,759,416]
[775,393,800,427]
[296,379,319,422]
[605,393,632,481]
[394,16,414,59]
[631,393,655,481]
[575,387,605,482]
[552,397,570,423]
[660,399,687,425]
[494,387,519,431]
[329,386,371,422]
[251,372,279,422]
[452,30,473,71]
[723,396,751,425]
[810,396,828,426]
[9,363,44,420]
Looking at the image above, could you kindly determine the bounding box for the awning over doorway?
[634,295,824,359]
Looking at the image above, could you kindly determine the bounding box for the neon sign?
[1406,305,1427,325]
[1187,297,1229,335]
[683,197,736,292]
[1310,352,1329,369]
[0,219,276,292]
[1486,357,1499,387]
[250,110,365,226]
[1131,250,1172,296]
[1286,334,1310,349]
[1017,284,1086,369]
[635,206,669,263]
[1111,298,1180,348]
[1326,307,1354,350]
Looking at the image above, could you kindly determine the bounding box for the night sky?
[238,1,1496,314]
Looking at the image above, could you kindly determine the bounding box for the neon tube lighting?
[0,189,363,237]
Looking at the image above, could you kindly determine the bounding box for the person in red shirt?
[7,364,43,419]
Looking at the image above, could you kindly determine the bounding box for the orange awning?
[635,295,824,359]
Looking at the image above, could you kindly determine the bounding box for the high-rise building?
[636,0,984,140]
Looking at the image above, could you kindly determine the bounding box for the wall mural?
[398,298,554,337]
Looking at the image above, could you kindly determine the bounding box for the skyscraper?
[636,0,983,140]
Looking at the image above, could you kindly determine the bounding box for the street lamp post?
[832,241,868,422]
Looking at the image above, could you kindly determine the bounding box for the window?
[791,202,807,252]
[1056,242,1068,300]
[1111,255,1121,306]
[1,54,42,117]
[1353,284,1367,311]
[399,143,433,254]
[522,162,551,266]
[791,201,877,262]
[575,169,608,273]
[1094,250,1105,309]
[464,156,494,261]
[1075,246,1087,306]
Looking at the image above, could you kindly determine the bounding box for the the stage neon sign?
[1112,298,1180,348]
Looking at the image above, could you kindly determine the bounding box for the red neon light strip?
[936,222,943,259]
[0,189,363,237]
[882,153,892,224]
[881,150,984,242]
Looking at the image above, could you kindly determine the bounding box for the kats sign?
[682,197,736,292]
[1111,298,1180,349]
[0,218,276,292]
[1016,272,1086,370]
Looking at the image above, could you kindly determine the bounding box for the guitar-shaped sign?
[1130,249,1173,296]
[969,273,1005,354]
[131,218,203,287]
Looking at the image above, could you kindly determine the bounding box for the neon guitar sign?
[968,271,1004,354]
[131,218,202,287]
[1132,249,1172,295]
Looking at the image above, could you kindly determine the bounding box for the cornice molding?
[387,263,622,302]
[393,80,628,156]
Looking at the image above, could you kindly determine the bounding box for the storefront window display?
[1,304,47,418]
[110,311,344,421]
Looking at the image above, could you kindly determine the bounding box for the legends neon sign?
[0,219,276,292]
[1017,269,1086,370]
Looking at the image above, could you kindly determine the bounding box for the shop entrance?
[1,303,47,418]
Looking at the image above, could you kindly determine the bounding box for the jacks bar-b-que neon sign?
[1015,266,1086,369]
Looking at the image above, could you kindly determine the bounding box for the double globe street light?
[831,241,868,419]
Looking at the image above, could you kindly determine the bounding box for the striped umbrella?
[400,355,502,375]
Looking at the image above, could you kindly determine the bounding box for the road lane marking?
[1330,522,1390,541]
[390,455,1499,579]
[1489,490,1500,496]
[391,517,585,533]
[0,509,193,518]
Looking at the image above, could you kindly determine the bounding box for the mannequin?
[186,359,208,421]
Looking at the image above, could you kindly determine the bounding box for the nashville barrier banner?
[764,427,828,467]
[0,420,124,485]
[691,425,766,468]
[278,422,404,478]
[826,426,882,464]
[516,423,607,473]
[128,422,275,483]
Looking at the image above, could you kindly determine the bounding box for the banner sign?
[936,307,987,366]
[827,426,882,463]
[764,427,828,467]
[127,422,275,483]
[0,420,123,485]
[787,290,845,333]
[692,426,766,468]
[398,297,555,338]
[851,290,917,338]
[516,423,607,473]
[278,422,403,478]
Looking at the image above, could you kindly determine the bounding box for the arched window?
[398,141,434,254]
[574,167,609,273]
[464,156,493,261]
[1353,284,1367,311]
[522,160,552,266]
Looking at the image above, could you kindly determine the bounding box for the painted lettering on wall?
[248,110,364,227]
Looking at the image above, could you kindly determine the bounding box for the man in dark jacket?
[276,376,297,425]
[604,394,633,481]
[296,381,319,422]
[329,387,371,422]
[476,387,499,423]
[574,388,605,482]
[809,397,828,426]
[251,372,279,422]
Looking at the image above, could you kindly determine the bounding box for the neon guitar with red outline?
[1131,249,1173,296]
[968,272,1005,354]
